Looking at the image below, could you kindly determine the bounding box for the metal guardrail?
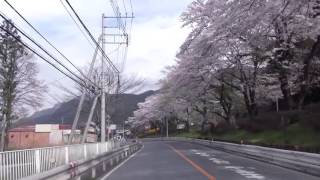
[143,137,320,177]
[0,141,120,180]
[22,142,142,180]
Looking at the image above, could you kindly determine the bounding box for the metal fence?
[0,141,120,180]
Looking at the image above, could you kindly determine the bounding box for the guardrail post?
[96,143,99,155]
[92,167,96,178]
[65,147,69,164]
[84,144,87,159]
[35,150,41,173]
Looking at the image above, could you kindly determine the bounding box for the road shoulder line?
[100,144,144,180]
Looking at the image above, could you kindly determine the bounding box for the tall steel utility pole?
[166,117,169,138]
[63,0,133,145]
[101,13,106,143]
[100,1,134,142]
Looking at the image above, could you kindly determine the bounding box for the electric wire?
[59,0,96,49]
[0,13,90,86]
[3,0,99,88]
[0,22,88,89]
[64,0,120,74]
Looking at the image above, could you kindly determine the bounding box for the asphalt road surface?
[102,141,319,180]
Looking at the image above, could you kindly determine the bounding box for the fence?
[0,141,120,180]
[23,142,142,180]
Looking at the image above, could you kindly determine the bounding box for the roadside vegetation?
[175,124,320,151]
[0,20,46,151]
[129,0,320,152]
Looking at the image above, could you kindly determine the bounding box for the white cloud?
[125,15,190,80]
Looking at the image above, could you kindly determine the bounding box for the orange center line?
[168,144,216,180]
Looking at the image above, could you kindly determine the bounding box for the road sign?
[177,123,186,130]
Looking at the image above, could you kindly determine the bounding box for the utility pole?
[61,117,64,145]
[166,117,169,138]
[82,94,100,143]
[276,96,279,112]
[123,119,125,139]
[100,7,133,142]
[68,89,86,144]
[101,13,106,143]
[66,0,133,145]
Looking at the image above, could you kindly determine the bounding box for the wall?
[49,130,63,145]
[34,133,50,148]
[8,132,20,150]
[7,131,50,150]
[20,132,35,149]
[7,126,83,150]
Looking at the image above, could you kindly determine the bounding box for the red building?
[7,124,81,150]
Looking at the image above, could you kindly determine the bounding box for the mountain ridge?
[15,90,155,127]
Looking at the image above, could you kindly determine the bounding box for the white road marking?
[192,150,229,165]
[225,166,265,179]
[209,158,230,165]
[199,152,210,157]
[100,145,144,180]
[192,150,265,179]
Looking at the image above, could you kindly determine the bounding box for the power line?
[0,22,88,89]
[122,0,127,15]
[129,0,134,16]
[3,0,99,88]
[0,13,92,87]
[59,0,96,49]
[63,0,120,74]
[114,0,134,68]
[110,0,128,37]
[0,13,95,90]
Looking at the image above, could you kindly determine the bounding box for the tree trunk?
[279,70,295,110]
[186,108,190,131]
[0,114,7,151]
[297,36,320,110]
[200,107,208,133]
[272,18,296,110]
[242,88,258,121]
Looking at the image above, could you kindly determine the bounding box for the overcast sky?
[0,0,192,110]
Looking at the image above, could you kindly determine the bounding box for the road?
[102,141,319,180]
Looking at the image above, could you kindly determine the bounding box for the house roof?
[9,124,73,132]
[9,125,35,132]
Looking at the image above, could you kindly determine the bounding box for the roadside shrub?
[211,121,234,134]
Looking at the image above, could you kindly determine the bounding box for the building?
[7,124,82,150]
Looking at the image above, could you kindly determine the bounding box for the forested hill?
[16,90,155,127]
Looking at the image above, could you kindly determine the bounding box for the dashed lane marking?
[209,158,230,165]
[168,144,216,180]
[191,150,265,179]
[225,166,265,179]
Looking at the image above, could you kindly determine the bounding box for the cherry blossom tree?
[130,0,320,134]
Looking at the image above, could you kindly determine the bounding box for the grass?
[174,123,320,150]
[173,130,204,139]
